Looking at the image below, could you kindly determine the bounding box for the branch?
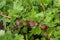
[0,12,11,19]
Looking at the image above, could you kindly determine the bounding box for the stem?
[40,0,45,11]
[41,4,45,11]
[3,20,6,30]
[0,12,11,19]
[25,34,28,40]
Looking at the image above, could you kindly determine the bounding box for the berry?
[41,24,47,30]
[34,22,38,26]
[29,21,35,27]
[15,20,21,26]
[23,21,28,26]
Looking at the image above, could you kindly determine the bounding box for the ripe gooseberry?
[29,21,35,27]
[15,20,21,26]
[23,21,28,26]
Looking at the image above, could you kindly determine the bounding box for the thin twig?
[0,12,11,19]
[40,0,45,11]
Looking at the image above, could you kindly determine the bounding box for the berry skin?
[15,20,21,26]
[23,21,28,26]
[34,22,38,26]
[29,21,35,27]
[41,24,47,30]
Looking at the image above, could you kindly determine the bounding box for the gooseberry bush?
[0,0,60,40]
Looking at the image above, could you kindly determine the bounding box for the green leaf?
[39,0,51,6]
[8,9,19,18]
[50,38,58,40]
[41,37,46,40]
[0,0,6,9]
[56,26,60,30]
[30,26,41,35]
[5,30,13,40]
[22,27,28,33]
[54,0,60,7]
[14,34,24,40]
[54,31,60,37]
[0,36,5,40]
[46,28,55,37]
[13,0,24,12]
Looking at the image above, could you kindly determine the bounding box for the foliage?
[0,0,60,40]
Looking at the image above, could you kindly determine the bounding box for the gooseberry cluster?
[15,20,38,27]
